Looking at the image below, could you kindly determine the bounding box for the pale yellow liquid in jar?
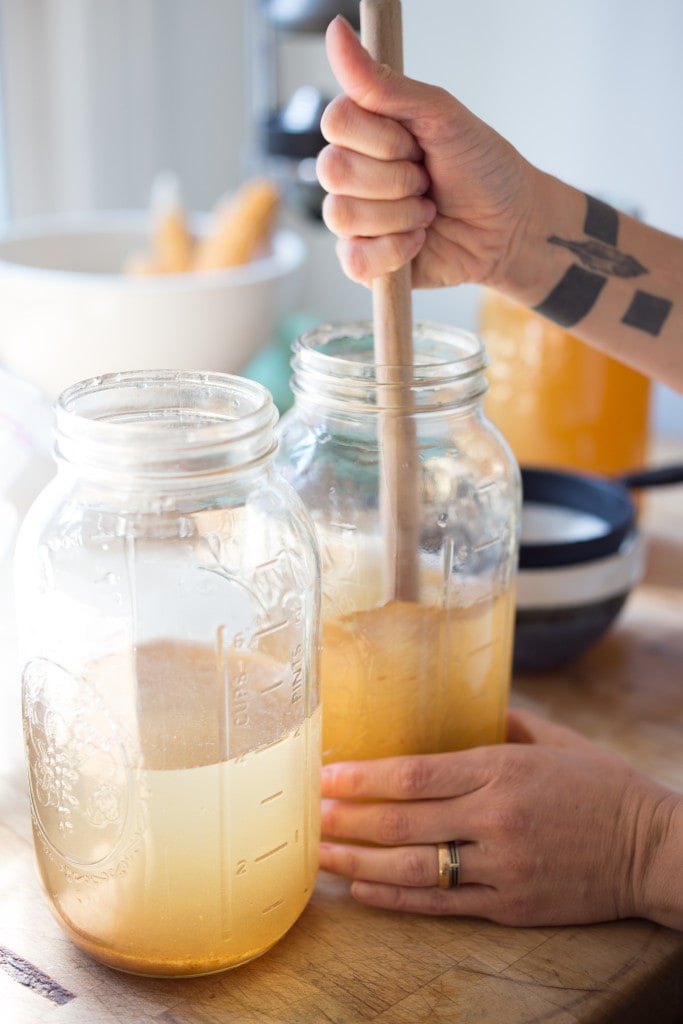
[320,591,514,763]
[29,641,320,976]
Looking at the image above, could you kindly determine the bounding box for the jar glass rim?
[54,370,278,482]
[56,369,276,447]
[290,321,488,412]
[291,320,487,384]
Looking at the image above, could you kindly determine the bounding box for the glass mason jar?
[277,321,520,764]
[14,370,321,978]
[479,289,652,476]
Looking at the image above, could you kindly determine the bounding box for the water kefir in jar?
[278,321,520,765]
[479,290,651,475]
[319,553,514,763]
[30,641,321,977]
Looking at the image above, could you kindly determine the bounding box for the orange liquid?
[26,641,320,976]
[479,290,651,475]
[320,592,514,763]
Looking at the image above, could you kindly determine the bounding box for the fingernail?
[415,168,432,196]
[351,882,374,900]
[331,14,353,33]
[421,198,437,225]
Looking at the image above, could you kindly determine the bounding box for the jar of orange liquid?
[14,370,321,976]
[277,321,520,763]
[478,289,652,475]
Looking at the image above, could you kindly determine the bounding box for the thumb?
[325,15,449,126]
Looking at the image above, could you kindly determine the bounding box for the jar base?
[55,920,300,978]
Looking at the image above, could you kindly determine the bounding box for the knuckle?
[398,848,434,886]
[338,240,372,284]
[395,757,433,798]
[343,762,371,798]
[321,801,345,838]
[320,95,354,144]
[393,160,424,198]
[423,886,458,916]
[375,806,412,846]
[314,145,334,190]
[373,885,410,912]
[498,748,535,786]
[484,805,531,840]
[321,194,353,236]
[386,232,419,272]
[379,121,411,162]
[377,884,454,915]
[315,145,349,193]
[340,848,365,879]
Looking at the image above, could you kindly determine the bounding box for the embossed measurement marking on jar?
[255,841,288,862]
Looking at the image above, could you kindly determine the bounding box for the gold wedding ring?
[436,841,460,889]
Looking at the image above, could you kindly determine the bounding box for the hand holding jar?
[319,708,683,931]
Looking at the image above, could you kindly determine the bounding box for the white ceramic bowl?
[0,212,307,398]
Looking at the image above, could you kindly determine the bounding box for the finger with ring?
[437,841,461,888]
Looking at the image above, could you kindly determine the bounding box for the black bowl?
[514,467,644,673]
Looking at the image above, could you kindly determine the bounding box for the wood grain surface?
[1,441,682,1023]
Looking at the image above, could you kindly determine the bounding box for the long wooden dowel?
[360,0,420,603]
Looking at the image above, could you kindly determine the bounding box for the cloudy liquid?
[321,592,514,763]
[30,641,320,977]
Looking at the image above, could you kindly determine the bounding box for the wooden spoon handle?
[360,0,420,602]
[359,0,404,74]
[359,0,413,371]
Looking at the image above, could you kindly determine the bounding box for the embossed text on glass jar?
[277,322,520,762]
[15,371,321,977]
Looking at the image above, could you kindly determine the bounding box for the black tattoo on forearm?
[622,290,672,336]
[547,237,647,278]
[534,193,672,335]
[534,264,607,328]
[584,194,618,244]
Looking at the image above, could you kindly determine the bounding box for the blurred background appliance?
[248,1,360,221]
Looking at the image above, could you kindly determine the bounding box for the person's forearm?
[501,170,683,392]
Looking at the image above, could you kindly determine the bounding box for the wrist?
[496,168,586,306]
[636,790,683,930]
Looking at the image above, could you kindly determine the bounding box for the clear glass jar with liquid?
[479,289,652,476]
[277,322,520,764]
[14,370,321,977]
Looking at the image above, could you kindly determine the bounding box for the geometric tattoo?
[533,264,607,328]
[583,194,619,244]
[533,193,672,335]
[622,290,672,336]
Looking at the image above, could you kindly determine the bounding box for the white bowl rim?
[516,530,646,610]
[0,211,307,291]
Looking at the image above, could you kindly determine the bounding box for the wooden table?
[2,443,682,1023]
